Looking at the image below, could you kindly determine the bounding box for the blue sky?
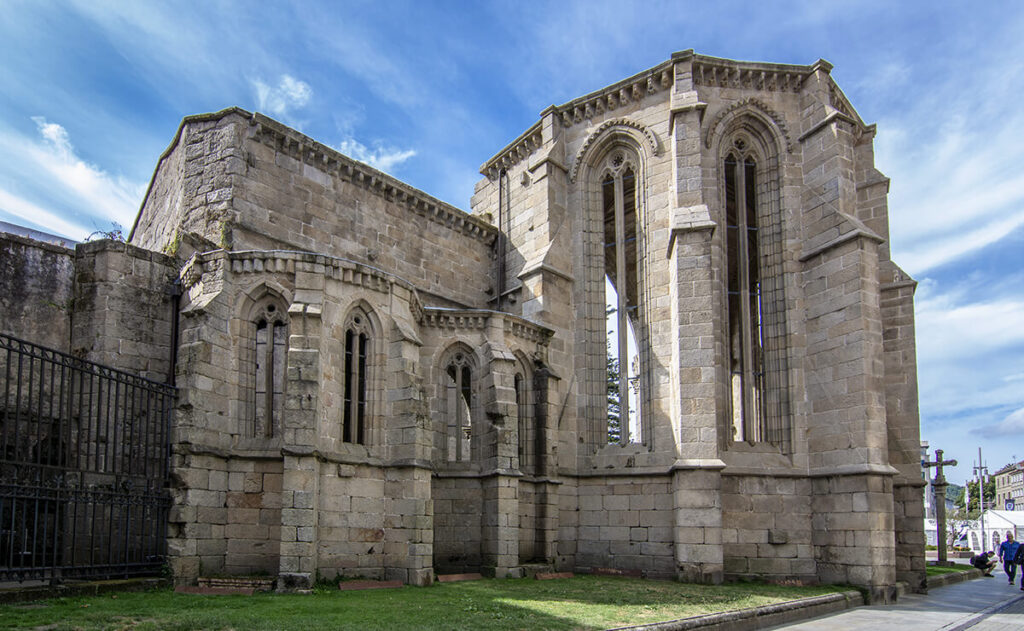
[1,1,1021,486]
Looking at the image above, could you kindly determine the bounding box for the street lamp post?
[974,448,989,552]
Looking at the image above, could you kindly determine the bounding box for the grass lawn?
[925,564,974,576]
[0,576,849,631]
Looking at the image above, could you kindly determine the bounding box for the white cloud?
[897,211,1024,273]
[26,117,143,229]
[876,37,1024,275]
[335,138,416,174]
[916,295,1024,363]
[253,75,313,119]
[973,407,1024,438]
[0,187,89,240]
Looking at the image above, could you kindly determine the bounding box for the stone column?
[382,290,434,586]
[666,54,725,584]
[797,61,897,603]
[479,338,520,577]
[277,301,321,590]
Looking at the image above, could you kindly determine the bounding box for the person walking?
[997,533,1020,585]
[1016,539,1024,590]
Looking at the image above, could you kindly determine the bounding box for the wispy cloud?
[26,117,143,229]
[973,407,1024,438]
[0,187,89,240]
[335,137,416,174]
[916,292,1024,363]
[253,75,313,119]
[875,34,1024,275]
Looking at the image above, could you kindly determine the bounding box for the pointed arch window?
[249,300,287,438]
[342,310,372,445]
[602,150,642,444]
[722,136,788,446]
[444,351,474,462]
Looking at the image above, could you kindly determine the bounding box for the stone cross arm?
[923,449,957,485]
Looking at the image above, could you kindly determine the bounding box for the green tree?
[607,339,621,444]
[958,478,996,512]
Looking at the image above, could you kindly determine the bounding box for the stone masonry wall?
[130,111,236,259]
[881,278,926,589]
[72,240,177,383]
[433,477,484,573]
[722,475,815,582]
[234,116,497,308]
[317,463,388,580]
[0,232,74,352]
[812,473,895,601]
[571,475,676,578]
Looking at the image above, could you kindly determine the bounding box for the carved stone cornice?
[249,113,497,246]
[828,80,860,123]
[182,249,418,304]
[503,317,553,346]
[553,62,674,131]
[420,308,553,347]
[692,57,812,92]
[421,309,489,331]
[480,122,543,179]
[704,97,795,153]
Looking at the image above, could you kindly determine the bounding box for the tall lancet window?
[444,350,474,462]
[342,310,371,445]
[602,150,642,444]
[251,301,288,438]
[724,148,765,442]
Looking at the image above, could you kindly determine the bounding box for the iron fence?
[0,333,174,582]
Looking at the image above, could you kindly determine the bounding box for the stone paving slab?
[765,575,1024,631]
[969,596,1024,631]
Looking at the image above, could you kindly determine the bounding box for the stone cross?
[923,449,957,564]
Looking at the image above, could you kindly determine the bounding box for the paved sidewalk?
[768,576,1024,630]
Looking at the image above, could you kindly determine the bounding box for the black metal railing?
[0,333,174,582]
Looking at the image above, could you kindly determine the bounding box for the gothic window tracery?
[247,299,288,438]
[514,356,537,474]
[721,132,788,447]
[601,150,643,445]
[342,309,372,445]
[443,349,474,462]
[724,147,764,442]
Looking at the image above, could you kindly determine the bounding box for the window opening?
[445,353,473,462]
[252,302,286,438]
[342,312,371,445]
[724,153,766,442]
[603,156,641,444]
[515,372,530,472]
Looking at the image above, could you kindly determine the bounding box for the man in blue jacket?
[998,533,1020,584]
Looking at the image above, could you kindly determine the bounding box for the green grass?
[0,576,848,631]
[925,564,973,576]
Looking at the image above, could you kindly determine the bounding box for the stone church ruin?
[0,51,924,601]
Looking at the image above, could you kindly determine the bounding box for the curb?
[927,568,982,590]
[607,590,864,631]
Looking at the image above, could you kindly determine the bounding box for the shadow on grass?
[0,575,847,631]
